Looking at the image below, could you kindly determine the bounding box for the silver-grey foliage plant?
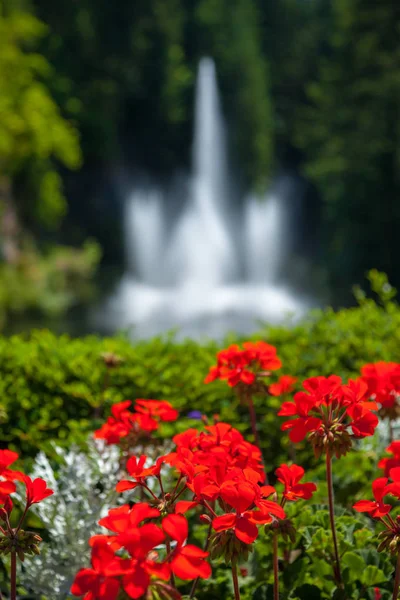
[18,440,120,599]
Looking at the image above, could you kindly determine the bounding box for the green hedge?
[1,271,400,469]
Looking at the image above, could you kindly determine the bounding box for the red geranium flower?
[379,441,400,477]
[0,449,24,483]
[94,400,135,445]
[275,464,317,501]
[94,399,178,444]
[353,477,392,518]
[0,480,16,504]
[162,514,212,580]
[24,476,54,506]
[98,503,160,537]
[204,341,281,388]
[212,479,285,544]
[279,392,322,444]
[269,375,297,397]
[71,538,125,599]
[360,362,400,411]
[116,456,165,493]
[134,400,179,432]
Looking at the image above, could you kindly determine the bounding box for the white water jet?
[97,58,309,339]
[244,178,292,284]
[164,58,237,286]
[125,188,164,285]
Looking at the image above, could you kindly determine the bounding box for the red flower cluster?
[94,399,178,445]
[166,423,285,546]
[204,341,281,387]
[359,361,400,418]
[211,463,317,545]
[378,441,400,477]
[71,503,211,600]
[278,376,379,457]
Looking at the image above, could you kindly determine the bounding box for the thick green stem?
[273,531,279,600]
[10,551,17,600]
[326,452,343,590]
[393,551,400,600]
[232,563,241,600]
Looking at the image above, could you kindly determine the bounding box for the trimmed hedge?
[1,271,400,469]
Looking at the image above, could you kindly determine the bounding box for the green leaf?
[342,551,365,581]
[361,565,387,587]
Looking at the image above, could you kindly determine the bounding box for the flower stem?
[389,419,394,444]
[393,551,400,600]
[232,563,241,600]
[10,551,16,600]
[165,539,176,588]
[15,503,29,534]
[248,393,260,447]
[190,522,213,599]
[273,531,279,600]
[326,452,343,590]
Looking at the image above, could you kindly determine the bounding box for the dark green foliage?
[1,270,400,469]
[0,0,82,227]
[0,272,398,598]
[295,0,400,285]
[193,501,395,598]
[4,0,400,291]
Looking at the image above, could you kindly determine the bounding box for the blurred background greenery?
[1,0,400,327]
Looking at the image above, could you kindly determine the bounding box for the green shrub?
[0,240,101,328]
[1,270,399,469]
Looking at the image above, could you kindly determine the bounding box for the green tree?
[0,1,81,259]
[31,0,192,171]
[295,0,400,285]
[258,0,330,161]
[33,0,274,188]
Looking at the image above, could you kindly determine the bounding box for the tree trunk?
[0,176,20,264]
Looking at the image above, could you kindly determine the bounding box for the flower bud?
[30,544,40,555]
[199,513,212,524]
[4,496,13,516]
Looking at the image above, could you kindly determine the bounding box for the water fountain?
[98,58,309,339]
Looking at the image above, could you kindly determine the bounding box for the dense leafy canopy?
[1,0,400,287]
[0,0,81,227]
